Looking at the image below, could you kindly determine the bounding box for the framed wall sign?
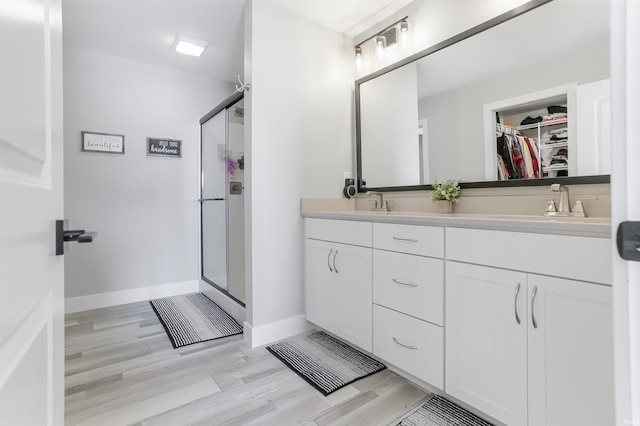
[81,131,125,154]
[147,137,182,158]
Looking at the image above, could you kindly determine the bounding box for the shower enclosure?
[200,92,245,305]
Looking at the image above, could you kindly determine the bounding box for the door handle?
[56,220,95,255]
[531,286,538,329]
[616,221,640,261]
[514,283,521,325]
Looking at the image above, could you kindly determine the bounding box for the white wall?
[244,0,354,345]
[354,0,530,79]
[360,62,419,187]
[64,47,233,306]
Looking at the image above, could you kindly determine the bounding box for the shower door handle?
[230,182,243,195]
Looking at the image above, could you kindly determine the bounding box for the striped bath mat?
[150,293,242,348]
[266,330,386,396]
[398,395,493,426]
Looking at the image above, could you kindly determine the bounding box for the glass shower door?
[201,111,228,290]
[226,99,245,302]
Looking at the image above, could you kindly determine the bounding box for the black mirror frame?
[355,0,610,192]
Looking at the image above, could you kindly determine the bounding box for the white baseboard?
[64,280,199,314]
[243,314,313,348]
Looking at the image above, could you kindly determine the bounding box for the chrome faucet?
[552,183,570,213]
[366,191,388,212]
[544,184,586,217]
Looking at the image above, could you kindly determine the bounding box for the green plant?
[431,179,461,203]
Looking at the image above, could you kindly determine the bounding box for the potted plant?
[431,179,461,213]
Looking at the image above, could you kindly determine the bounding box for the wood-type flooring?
[65,301,432,426]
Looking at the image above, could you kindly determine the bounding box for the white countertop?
[301,205,612,239]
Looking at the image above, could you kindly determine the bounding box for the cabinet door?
[445,262,528,426]
[528,275,614,426]
[304,239,337,331]
[334,244,373,352]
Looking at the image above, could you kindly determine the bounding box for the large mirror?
[357,0,610,190]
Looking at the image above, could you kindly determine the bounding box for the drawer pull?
[327,249,333,272]
[333,250,339,274]
[393,337,418,350]
[392,278,418,288]
[514,282,521,325]
[393,236,418,243]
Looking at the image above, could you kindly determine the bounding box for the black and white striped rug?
[266,330,386,396]
[398,395,493,426]
[150,293,242,348]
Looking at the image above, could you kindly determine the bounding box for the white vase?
[436,200,453,214]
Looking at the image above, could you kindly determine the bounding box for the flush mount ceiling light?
[174,34,209,57]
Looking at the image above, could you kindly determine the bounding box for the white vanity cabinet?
[445,262,528,425]
[372,223,445,389]
[526,274,613,426]
[304,218,373,351]
[445,228,614,426]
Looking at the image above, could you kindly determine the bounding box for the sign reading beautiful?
[82,131,125,154]
[147,138,182,158]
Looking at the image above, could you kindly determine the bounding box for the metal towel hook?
[235,75,251,93]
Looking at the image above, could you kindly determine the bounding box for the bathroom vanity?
[301,203,613,426]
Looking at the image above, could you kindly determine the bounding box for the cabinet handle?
[531,286,538,329]
[393,337,418,350]
[392,278,418,288]
[333,249,339,274]
[327,249,333,272]
[393,236,418,243]
[514,283,521,325]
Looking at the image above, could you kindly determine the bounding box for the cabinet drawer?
[373,223,443,257]
[373,250,443,325]
[446,227,612,285]
[306,218,372,247]
[373,305,443,389]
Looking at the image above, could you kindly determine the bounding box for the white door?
[611,0,640,423]
[527,275,614,426]
[445,262,527,426]
[0,0,65,424]
[576,79,611,176]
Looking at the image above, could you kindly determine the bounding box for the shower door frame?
[199,91,245,307]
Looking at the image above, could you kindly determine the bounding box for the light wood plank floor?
[65,301,432,426]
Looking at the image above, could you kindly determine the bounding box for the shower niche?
[200,92,245,305]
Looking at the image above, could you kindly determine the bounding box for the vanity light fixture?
[353,16,408,57]
[174,34,209,57]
